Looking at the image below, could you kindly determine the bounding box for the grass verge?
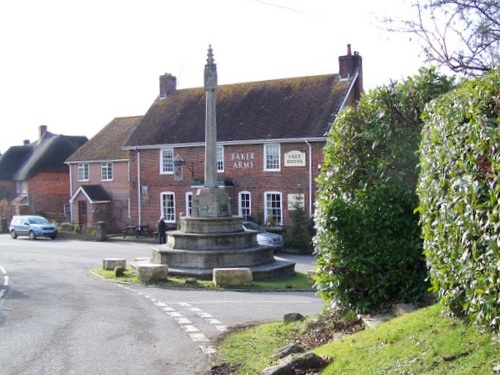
[91,267,314,291]
[211,304,500,374]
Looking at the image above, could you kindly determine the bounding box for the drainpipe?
[68,164,73,223]
[305,140,313,218]
[135,148,142,226]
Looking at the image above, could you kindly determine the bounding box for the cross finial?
[207,44,215,65]
[204,44,217,90]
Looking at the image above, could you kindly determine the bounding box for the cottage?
[0,125,87,223]
[65,116,142,231]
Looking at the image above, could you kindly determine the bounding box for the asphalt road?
[0,234,324,375]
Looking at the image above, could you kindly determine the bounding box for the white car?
[242,221,283,251]
[9,215,58,240]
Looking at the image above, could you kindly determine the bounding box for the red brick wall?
[68,160,131,231]
[129,141,325,229]
[26,172,69,221]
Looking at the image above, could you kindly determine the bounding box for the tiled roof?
[124,74,352,148]
[66,116,142,162]
[76,184,112,203]
[0,132,88,181]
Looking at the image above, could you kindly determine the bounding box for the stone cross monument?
[191,45,231,217]
[141,45,295,281]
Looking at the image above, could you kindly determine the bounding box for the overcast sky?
[0,0,426,154]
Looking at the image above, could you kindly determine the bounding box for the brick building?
[121,45,363,231]
[65,116,142,231]
[0,125,87,222]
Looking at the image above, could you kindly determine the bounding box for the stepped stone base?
[148,215,295,281]
[166,257,295,281]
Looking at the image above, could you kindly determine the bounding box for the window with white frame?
[238,191,251,220]
[160,192,176,222]
[161,149,174,174]
[217,146,224,172]
[101,162,113,181]
[264,144,280,171]
[78,163,89,181]
[185,192,193,217]
[264,191,282,225]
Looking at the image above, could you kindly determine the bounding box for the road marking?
[189,333,209,342]
[199,345,217,355]
[182,325,199,332]
[116,284,228,355]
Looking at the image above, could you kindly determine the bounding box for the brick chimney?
[338,44,363,100]
[39,125,48,141]
[159,73,177,98]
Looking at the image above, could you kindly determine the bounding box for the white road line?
[190,333,209,342]
[175,317,192,324]
[182,325,199,332]
[206,318,223,325]
[166,311,183,317]
[115,285,231,354]
[197,312,213,318]
[199,345,217,354]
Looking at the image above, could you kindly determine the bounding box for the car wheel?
[10,230,17,239]
[50,235,57,240]
[29,231,37,240]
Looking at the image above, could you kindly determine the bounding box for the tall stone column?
[204,45,218,189]
[191,45,231,218]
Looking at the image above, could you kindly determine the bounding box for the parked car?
[9,215,58,240]
[242,221,283,251]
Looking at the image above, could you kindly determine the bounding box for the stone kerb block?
[213,268,252,287]
[135,263,169,284]
[102,258,126,270]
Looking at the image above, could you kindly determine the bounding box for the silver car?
[242,221,284,251]
[9,215,58,240]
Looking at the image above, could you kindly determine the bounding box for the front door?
[78,201,88,227]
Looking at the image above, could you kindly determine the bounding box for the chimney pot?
[347,44,352,55]
[159,73,177,98]
[39,125,48,141]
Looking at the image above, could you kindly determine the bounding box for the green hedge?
[418,68,500,330]
[313,68,454,312]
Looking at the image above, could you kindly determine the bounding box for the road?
[0,234,324,375]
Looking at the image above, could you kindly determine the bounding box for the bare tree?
[385,0,499,75]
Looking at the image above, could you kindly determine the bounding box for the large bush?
[313,68,454,312]
[418,68,500,330]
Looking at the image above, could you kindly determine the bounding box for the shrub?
[313,68,454,312]
[285,199,313,253]
[418,68,500,330]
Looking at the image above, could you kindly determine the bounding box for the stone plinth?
[180,216,243,233]
[191,187,231,217]
[152,245,275,269]
[167,230,257,251]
